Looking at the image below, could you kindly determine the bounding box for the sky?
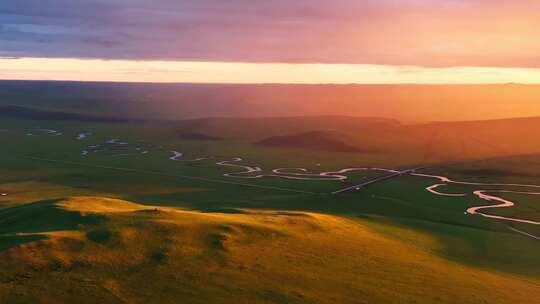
[1,0,540,83]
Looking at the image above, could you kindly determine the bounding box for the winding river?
[169,151,398,181]
[168,150,540,230]
[26,129,537,234]
[412,172,540,226]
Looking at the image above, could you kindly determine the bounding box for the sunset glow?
[3,1,540,83]
[2,58,540,84]
[3,2,540,302]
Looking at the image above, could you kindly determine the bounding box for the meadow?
[0,117,539,303]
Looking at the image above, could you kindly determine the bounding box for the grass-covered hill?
[1,196,538,304]
[1,88,540,303]
[179,115,540,163]
[256,130,364,153]
[174,115,399,140]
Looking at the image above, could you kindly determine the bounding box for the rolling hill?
[174,115,540,163]
[2,81,540,122]
[174,115,399,140]
[257,130,363,152]
[178,132,222,141]
[3,97,540,164]
[0,196,538,303]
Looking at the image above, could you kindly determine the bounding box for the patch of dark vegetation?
[256,130,364,153]
[208,233,228,250]
[0,235,45,251]
[86,227,112,244]
[137,208,161,214]
[0,199,103,235]
[217,225,234,233]
[0,199,105,251]
[179,132,221,141]
[149,248,168,263]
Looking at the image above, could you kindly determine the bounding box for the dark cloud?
[0,0,539,67]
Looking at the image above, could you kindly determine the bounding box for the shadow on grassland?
[0,199,104,251]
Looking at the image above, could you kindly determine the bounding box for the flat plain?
[1,83,539,303]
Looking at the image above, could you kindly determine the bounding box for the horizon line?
[2,57,540,84]
[0,78,538,86]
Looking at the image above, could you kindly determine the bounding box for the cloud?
[0,1,539,67]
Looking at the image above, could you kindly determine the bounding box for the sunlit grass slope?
[0,196,538,304]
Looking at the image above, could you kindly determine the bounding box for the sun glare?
[2,57,540,84]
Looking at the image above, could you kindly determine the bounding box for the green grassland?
[1,118,539,303]
[1,197,539,304]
